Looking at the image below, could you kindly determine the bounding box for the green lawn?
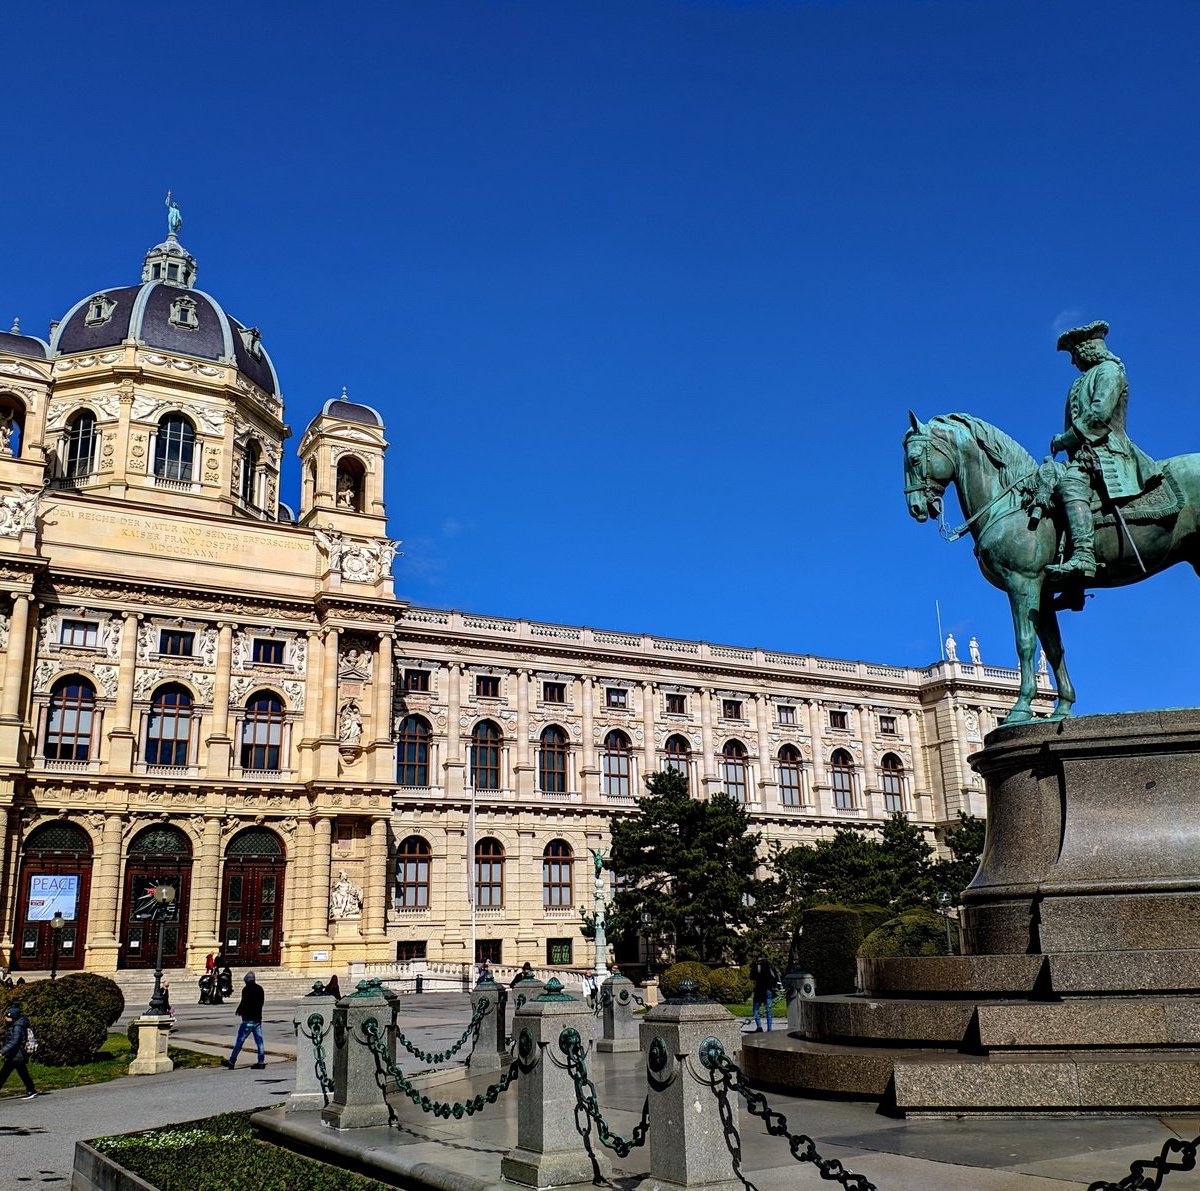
[0,1031,221,1097]
[94,1111,392,1191]
[724,996,787,1018]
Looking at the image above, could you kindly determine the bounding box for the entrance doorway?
[218,827,285,967]
[14,821,93,971]
[119,826,193,969]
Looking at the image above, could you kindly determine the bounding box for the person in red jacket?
[220,972,266,1070]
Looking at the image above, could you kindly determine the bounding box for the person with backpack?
[0,1003,39,1098]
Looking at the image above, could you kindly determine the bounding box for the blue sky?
[4,1,1199,713]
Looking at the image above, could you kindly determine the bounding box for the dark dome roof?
[50,282,280,395]
[305,395,384,435]
[0,329,49,359]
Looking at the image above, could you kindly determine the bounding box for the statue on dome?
[165,191,183,237]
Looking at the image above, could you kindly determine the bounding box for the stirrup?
[1046,554,1095,579]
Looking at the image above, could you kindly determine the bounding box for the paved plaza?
[1,989,1198,1190]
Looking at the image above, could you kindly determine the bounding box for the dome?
[304,391,384,435]
[0,323,49,359]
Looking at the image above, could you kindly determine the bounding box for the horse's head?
[903,411,955,523]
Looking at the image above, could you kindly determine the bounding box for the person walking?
[749,955,778,1033]
[0,1004,39,1098]
[220,972,266,1070]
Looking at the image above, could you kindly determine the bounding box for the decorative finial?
[165,190,183,238]
[8,317,18,335]
[341,386,348,399]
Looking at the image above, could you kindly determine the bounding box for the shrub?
[708,966,752,1004]
[793,904,865,995]
[858,910,951,959]
[30,1006,108,1066]
[850,904,893,937]
[659,961,712,999]
[57,972,125,1026]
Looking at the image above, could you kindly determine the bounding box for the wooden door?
[14,857,92,971]
[219,860,284,967]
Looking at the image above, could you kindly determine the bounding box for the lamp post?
[146,883,177,1015]
[49,912,65,980]
[640,909,655,977]
[937,889,954,955]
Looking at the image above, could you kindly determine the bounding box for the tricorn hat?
[1056,320,1110,352]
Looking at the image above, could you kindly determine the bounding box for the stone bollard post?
[469,972,510,1073]
[288,989,337,1111]
[783,969,816,1032]
[322,983,393,1130]
[639,987,743,1191]
[597,973,639,1052]
[511,974,545,1012]
[502,978,606,1187]
[128,1014,174,1076]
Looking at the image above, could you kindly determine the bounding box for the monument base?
[744,713,1200,1115]
[128,1015,174,1076]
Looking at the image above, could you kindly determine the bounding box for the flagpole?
[935,599,945,660]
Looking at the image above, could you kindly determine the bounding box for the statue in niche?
[336,471,360,509]
[0,411,14,456]
[338,700,363,744]
[329,870,362,919]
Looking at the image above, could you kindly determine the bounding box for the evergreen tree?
[928,812,986,902]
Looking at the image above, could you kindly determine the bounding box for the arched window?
[543,839,573,906]
[470,720,502,791]
[146,683,193,767]
[63,410,96,479]
[538,726,569,794]
[396,715,431,786]
[239,440,260,506]
[830,748,856,810]
[241,691,285,771]
[153,413,196,481]
[396,835,431,908]
[601,730,632,797]
[335,456,365,511]
[474,837,504,907]
[881,753,905,813]
[45,676,97,761]
[720,739,749,802]
[664,734,691,777]
[778,745,804,807]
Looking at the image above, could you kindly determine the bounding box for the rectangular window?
[829,709,849,730]
[403,669,431,693]
[666,693,687,715]
[166,263,179,281]
[777,704,797,726]
[606,688,628,710]
[476,675,500,699]
[475,939,502,965]
[396,940,427,962]
[252,638,285,666]
[159,630,195,657]
[880,715,898,735]
[722,699,743,720]
[547,938,573,966]
[60,619,99,648]
[542,682,565,704]
[336,823,353,853]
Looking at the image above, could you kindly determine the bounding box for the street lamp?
[49,912,65,980]
[146,883,178,1015]
[640,910,656,976]
[937,889,954,955]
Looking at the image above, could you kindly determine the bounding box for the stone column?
[579,676,597,794]
[365,816,389,941]
[206,622,234,778]
[470,975,510,1073]
[321,630,339,739]
[107,610,141,771]
[639,999,743,1191]
[502,986,602,1187]
[190,816,222,960]
[805,699,827,812]
[443,662,465,798]
[371,633,394,784]
[309,817,333,945]
[514,669,533,797]
[597,972,638,1053]
[302,629,323,742]
[0,594,33,760]
[322,986,392,1129]
[290,993,338,1111]
[699,686,717,795]
[858,705,878,811]
[0,804,8,951]
[641,681,656,782]
[87,812,125,971]
[754,693,774,806]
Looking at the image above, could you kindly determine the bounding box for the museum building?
[0,220,1036,977]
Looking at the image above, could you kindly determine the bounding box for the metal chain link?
[302,1012,336,1092]
[393,996,490,1066]
[361,1017,519,1119]
[591,984,646,1017]
[1088,1136,1200,1191]
[697,1038,877,1191]
[559,1027,650,1157]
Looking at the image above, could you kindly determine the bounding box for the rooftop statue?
[904,321,1200,726]
[165,190,183,237]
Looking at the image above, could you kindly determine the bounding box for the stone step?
[976,996,1200,1049]
[893,1048,1200,1114]
[800,994,979,1045]
[740,1031,935,1096]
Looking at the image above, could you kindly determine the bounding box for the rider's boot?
[1046,499,1096,579]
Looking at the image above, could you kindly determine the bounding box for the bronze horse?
[903,412,1200,725]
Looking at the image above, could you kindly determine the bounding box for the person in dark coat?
[217,965,233,1000]
[749,955,778,1032]
[220,971,266,1069]
[322,974,341,999]
[0,1004,38,1098]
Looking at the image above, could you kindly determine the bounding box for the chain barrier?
[360,1016,520,1120]
[592,984,646,1017]
[559,1027,650,1157]
[392,995,490,1066]
[1088,1136,1200,1191]
[697,1038,877,1191]
[301,1012,336,1093]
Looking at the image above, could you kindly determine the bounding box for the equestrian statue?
[904,320,1200,726]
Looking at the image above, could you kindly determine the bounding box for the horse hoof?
[1046,708,1074,722]
[1000,710,1034,727]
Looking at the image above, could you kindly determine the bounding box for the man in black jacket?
[0,1004,38,1097]
[220,971,266,1070]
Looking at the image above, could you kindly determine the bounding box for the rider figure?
[1047,321,1155,579]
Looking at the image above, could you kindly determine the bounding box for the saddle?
[1025,460,1183,533]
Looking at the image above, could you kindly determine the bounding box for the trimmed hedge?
[858,910,951,958]
[708,966,752,1004]
[31,1007,109,1067]
[793,904,865,995]
[850,904,893,938]
[659,961,712,999]
[1,974,120,1065]
[57,973,125,1026]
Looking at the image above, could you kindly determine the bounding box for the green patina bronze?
[904,321,1200,726]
